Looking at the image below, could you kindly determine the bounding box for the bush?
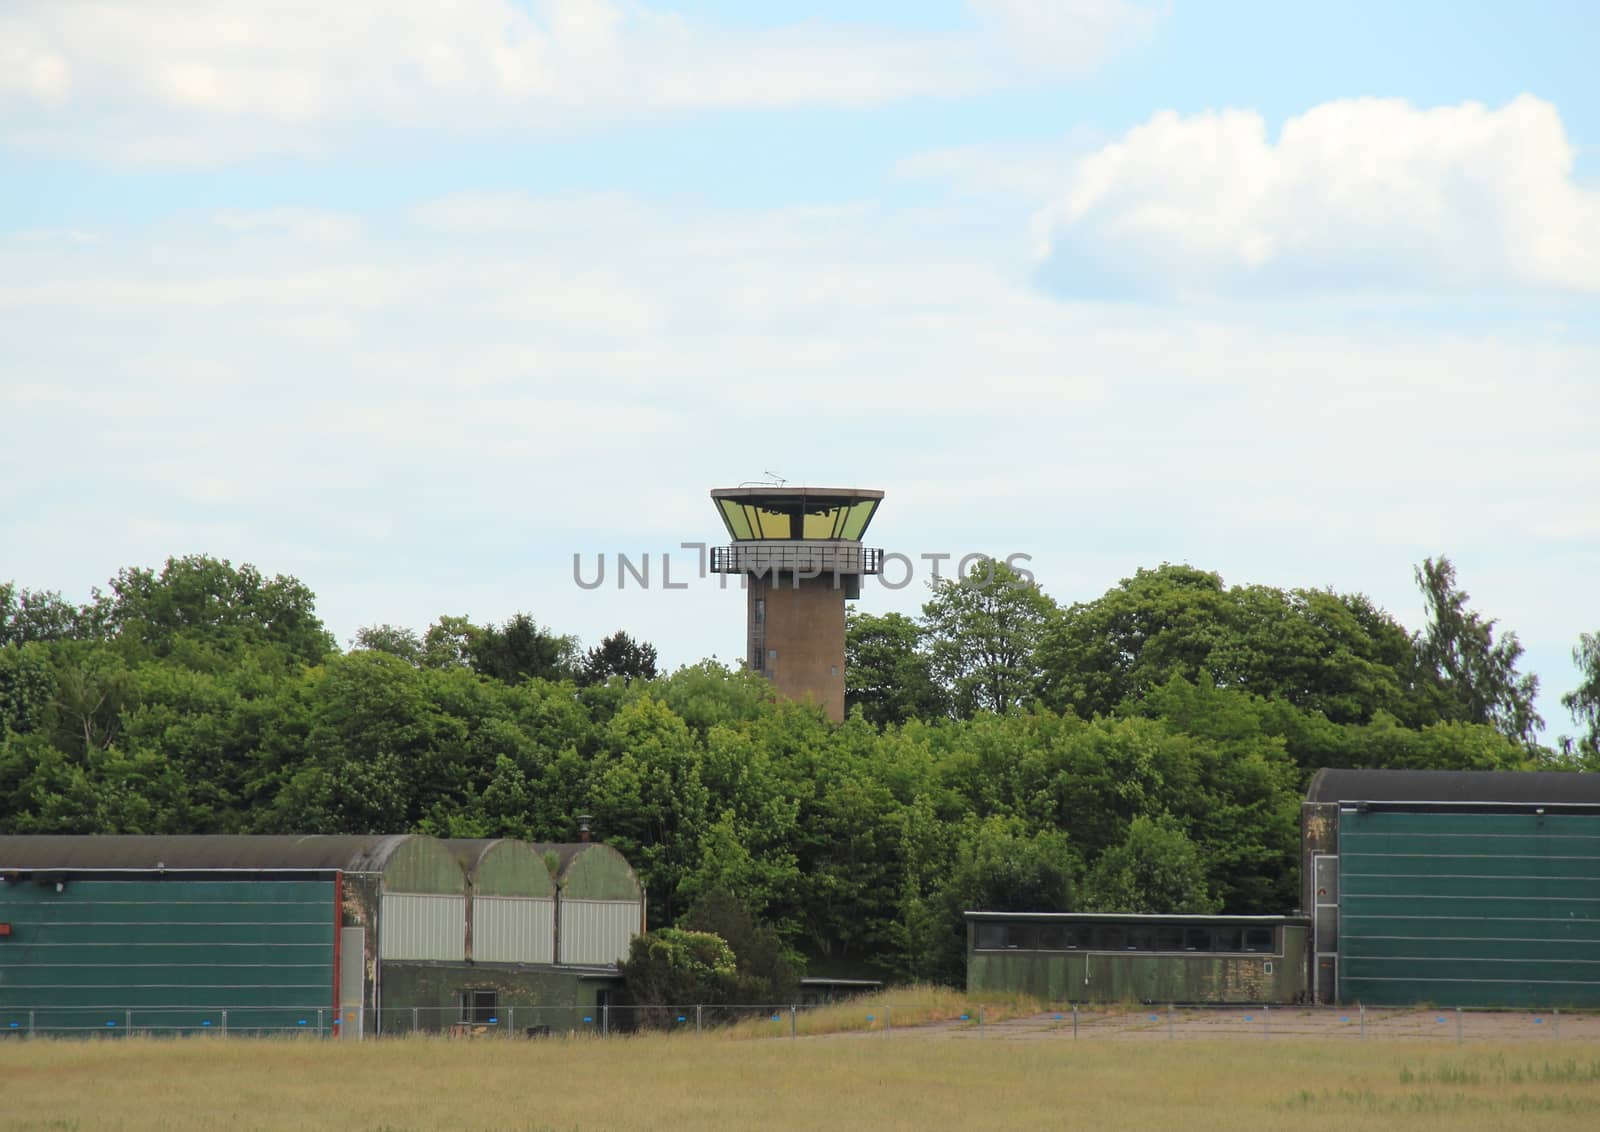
[620,928,738,1026]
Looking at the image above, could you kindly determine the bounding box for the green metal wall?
[1339,809,1600,1007]
[0,877,335,1035]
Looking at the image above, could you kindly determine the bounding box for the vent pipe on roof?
[577,815,593,843]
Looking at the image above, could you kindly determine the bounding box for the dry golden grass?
[717,982,1042,1038]
[6,1031,1600,1131]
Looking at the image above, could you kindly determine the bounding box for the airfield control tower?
[709,486,885,723]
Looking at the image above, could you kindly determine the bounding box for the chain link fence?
[5,1002,1598,1042]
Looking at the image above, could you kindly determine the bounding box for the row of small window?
[975,923,1277,954]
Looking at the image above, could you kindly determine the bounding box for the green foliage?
[465,612,579,684]
[0,553,1573,986]
[1561,631,1600,763]
[1413,556,1542,747]
[1081,814,1220,914]
[681,889,801,1004]
[921,559,1057,717]
[845,609,946,726]
[1038,564,1425,725]
[93,555,336,667]
[620,928,739,1022]
[904,815,1081,985]
[579,630,659,687]
[0,583,85,645]
[351,624,424,664]
[0,643,54,735]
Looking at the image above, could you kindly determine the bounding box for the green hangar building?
[0,834,643,1037]
[1303,769,1600,1008]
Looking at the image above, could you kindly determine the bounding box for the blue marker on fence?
[676,1016,686,1023]
[583,1016,593,1023]
[202,1020,212,1027]
[1148,1015,1158,1022]
[1054,1014,1063,1020]
[771,1014,781,1022]
[105,1021,117,1028]
[1436,1016,1447,1024]
[1242,1015,1253,1022]
[866,1015,875,1022]
[1340,1016,1350,1023]
[8,1022,18,1029]
[1534,1018,1544,1024]
[298,1019,307,1026]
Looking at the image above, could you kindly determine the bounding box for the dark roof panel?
[1306,769,1600,805]
[0,834,416,871]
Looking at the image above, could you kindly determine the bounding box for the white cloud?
[0,0,1158,164]
[968,0,1158,72]
[1027,95,1600,295]
[2,188,1595,731]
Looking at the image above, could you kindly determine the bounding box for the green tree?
[50,648,133,758]
[0,583,87,644]
[845,609,945,726]
[681,889,800,1004]
[587,696,712,923]
[419,615,476,669]
[0,643,54,735]
[1081,814,1220,914]
[782,716,913,971]
[90,555,335,666]
[900,814,1079,985]
[579,630,659,687]
[643,661,774,736]
[921,559,1057,717]
[619,928,738,1025]
[352,624,424,664]
[301,651,472,832]
[467,613,578,684]
[1562,631,1600,762]
[1413,556,1542,747]
[1038,564,1424,725]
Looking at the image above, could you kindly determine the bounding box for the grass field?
[8,1028,1600,1132]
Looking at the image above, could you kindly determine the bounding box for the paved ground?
[871,1007,1600,1043]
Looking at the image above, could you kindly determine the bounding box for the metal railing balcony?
[710,544,883,576]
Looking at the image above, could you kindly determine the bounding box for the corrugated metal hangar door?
[1339,808,1600,1007]
[1,877,336,1034]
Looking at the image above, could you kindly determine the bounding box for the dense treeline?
[2,554,1596,984]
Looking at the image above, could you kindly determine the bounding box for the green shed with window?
[965,912,1308,1004]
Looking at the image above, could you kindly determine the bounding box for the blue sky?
[2,0,1596,740]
